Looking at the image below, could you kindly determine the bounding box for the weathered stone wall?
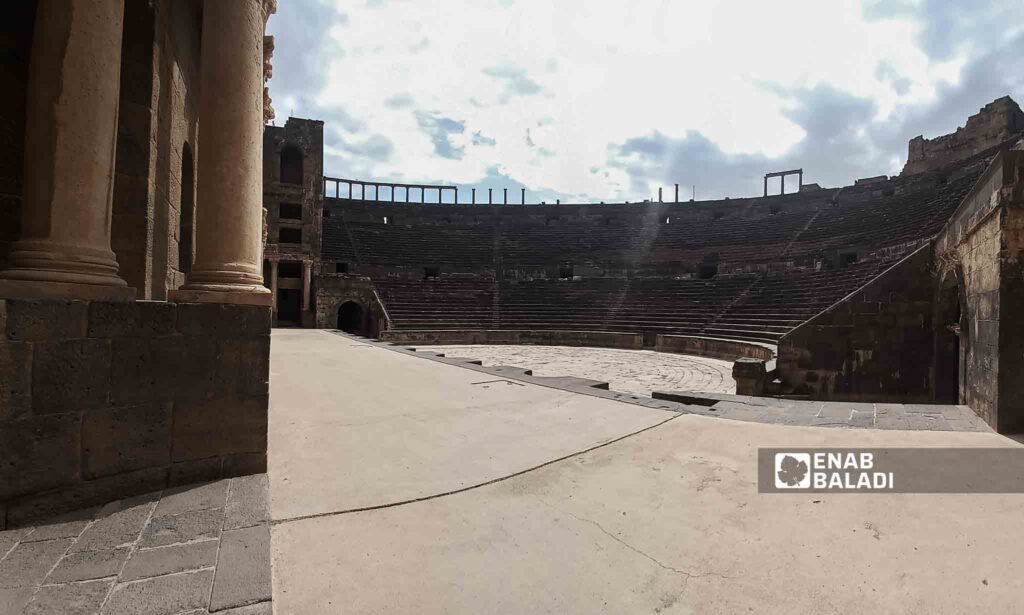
[315,275,386,335]
[0,299,270,527]
[655,335,775,362]
[379,329,644,349]
[110,0,202,300]
[263,118,325,326]
[902,96,1024,176]
[776,245,936,401]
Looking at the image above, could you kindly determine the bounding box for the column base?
[169,287,272,306]
[0,279,136,302]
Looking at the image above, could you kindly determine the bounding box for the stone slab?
[210,525,271,611]
[153,481,230,519]
[0,538,74,588]
[139,508,224,548]
[46,547,130,583]
[70,494,158,553]
[120,539,219,582]
[23,578,113,615]
[102,568,213,615]
[224,475,269,530]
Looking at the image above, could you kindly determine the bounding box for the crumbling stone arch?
[337,300,365,334]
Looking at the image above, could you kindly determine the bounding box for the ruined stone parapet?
[901,96,1024,176]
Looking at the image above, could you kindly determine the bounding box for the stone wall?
[315,275,386,335]
[655,335,775,362]
[0,299,270,527]
[0,2,34,271]
[776,245,936,401]
[902,96,1024,176]
[379,329,644,349]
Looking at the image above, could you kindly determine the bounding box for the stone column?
[170,0,272,306]
[269,260,279,312]
[0,0,134,301]
[301,260,311,311]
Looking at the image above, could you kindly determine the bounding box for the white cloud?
[267,0,1023,201]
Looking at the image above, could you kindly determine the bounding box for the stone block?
[224,474,269,530]
[221,452,267,477]
[32,338,111,413]
[0,340,31,422]
[4,299,88,341]
[169,458,223,487]
[102,569,213,615]
[0,538,74,588]
[218,603,273,615]
[121,539,219,581]
[6,468,167,528]
[46,546,130,583]
[70,492,159,553]
[139,507,224,548]
[82,403,172,479]
[0,414,81,501]
[154,480,229,519]
[176,303,271,338]
[0,587,35,614]
[215,336,271,396]
[23,578,113,615]
[172,395,268,462]
[110,337,216,405]
[88,300,177,338]
[210,525,272,611]
[22,507,96,542]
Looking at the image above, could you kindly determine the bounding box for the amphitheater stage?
[269,330,1024,614]
[425,344,736,396]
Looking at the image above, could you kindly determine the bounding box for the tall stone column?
[0,0,134,301]
[301,260,311,312]
[170,0,272,306]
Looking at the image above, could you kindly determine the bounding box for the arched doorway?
[936,269,966,404]
[337,301,363,334]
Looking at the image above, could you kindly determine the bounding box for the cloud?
[481,65,543,103]
[414,111,466,160]
[269,0,1024,203]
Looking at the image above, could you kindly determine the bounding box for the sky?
[266,0,1024,203]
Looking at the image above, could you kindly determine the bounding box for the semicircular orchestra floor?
[426,344,736,396]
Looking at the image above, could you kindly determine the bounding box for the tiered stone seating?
[376,279,494,329]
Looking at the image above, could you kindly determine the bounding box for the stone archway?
[337,301,364,334]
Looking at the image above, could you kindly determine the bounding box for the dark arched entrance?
[337,301,363,334]
[936,269,966,404]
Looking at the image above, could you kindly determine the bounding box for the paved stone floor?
[427,344,736,396]
[270,331,1024,614]
[0,475,270,615]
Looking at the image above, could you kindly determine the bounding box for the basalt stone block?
[172,395,268,462]
[221,452,267,477]
[88,300,177,338]
[82,403,172,479]
[168,458,224,487]
[176,303,271,338]
[210,525,272,611]
[102,569,213,615]
[0,341,31,422]
[6,468,167,529]
[23,578,113,615]
[110,337,216,405]
[0,414,81,501]
[215,337,271,396]
[5,300,88,342]
[32,338,111,413]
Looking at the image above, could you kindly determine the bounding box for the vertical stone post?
[521,188,526,204]
[763,176,768,197]
[0,0,134,301]
[171,0,272,306]
[269,260,279,312]
[302,260,311,312]
[780,175,785,195]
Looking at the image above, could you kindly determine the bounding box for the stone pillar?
[269,260,279,312]
[301,260,311,312]
[0,0,134,302]
[170,0,272,307]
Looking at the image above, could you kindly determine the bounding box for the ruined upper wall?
[902,96,1024,176]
